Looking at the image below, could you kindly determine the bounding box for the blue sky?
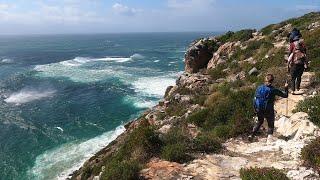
[0,0,319,34]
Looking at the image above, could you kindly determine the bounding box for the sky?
[0,0,319,34]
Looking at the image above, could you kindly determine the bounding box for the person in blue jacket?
[249,74,288,143]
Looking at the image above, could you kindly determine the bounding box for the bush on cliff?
[100,121,162,180]
[217,29,255,43]
[303,28,320,71]
[102,160,141,180]
[192,132,222,153]
[187,88,255,138]
[240,167,289,180]
[301,137,320,172]
[160,126,192,163]
[294,95,320,127]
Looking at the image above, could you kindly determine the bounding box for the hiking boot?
[266,135,277,144]
[248,135,254,142]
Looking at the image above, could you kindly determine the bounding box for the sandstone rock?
[185,39,216,73]
[140,158,191,180]
[185,155,248,180]
[165,86,174,98]
[207,42,237,70]
[244,57,256,64]
[187,123,199,138]
[248,67,258,76]
[158,124,172,134]
[275,112,318,140]
[287,167,319,180]
[300,72,315,88]
[308,21,320,30]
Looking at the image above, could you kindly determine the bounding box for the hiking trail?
[142,71,320,180]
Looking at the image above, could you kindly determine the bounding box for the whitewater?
[0,33,214,180]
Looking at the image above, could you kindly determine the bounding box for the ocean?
[0,32,215,180]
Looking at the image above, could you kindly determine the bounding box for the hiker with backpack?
[287,29,308,95]
[249,74,288,143]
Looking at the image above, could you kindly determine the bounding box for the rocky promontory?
[71,12,320,180]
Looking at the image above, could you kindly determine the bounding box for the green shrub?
[301,137,320,172]
[208,65,228,80]
[256,48,286,71]
[165,100,188,117]
[217,29,255,43]
[193,132,222,153]
[285,12,320,30]
[294,95,320,127]
[102,160,141,180]
[304,28,320,71]
[160,126,192,163]
[187,108,210,127]
[188,88,255,136]
[240,167,289,180]
[204,39,220,52]
[211,125,232,139]
[231,39,274,62]
[230,29,255,42]
[161,143,190,163]
[261,24,275,35]
[99,122,162,180]
[217,31,235,43]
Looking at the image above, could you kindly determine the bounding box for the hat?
[293,36,300,41]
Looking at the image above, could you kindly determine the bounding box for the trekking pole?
[285,79,289,117]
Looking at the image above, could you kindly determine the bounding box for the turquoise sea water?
[0,33,215,180]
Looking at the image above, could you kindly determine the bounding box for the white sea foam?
[34,63,121,83]
[5,88,56,105]
[1,58,13,63]
[34,54,144,82]
[130,53,144,60]
[132,76,177,97]
[153,60,160,63]
[123,96,158,109]
[28,126,126,180]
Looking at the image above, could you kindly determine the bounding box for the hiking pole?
[285,79,289,117]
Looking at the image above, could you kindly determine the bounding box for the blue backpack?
[254,85,272,112]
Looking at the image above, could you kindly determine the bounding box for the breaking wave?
[132,76,177,98]
[5,88,56,105]
[28,126,125,180]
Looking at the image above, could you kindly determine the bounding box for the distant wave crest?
[5,88,56,105]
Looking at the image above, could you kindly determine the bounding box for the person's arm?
[273,86,289,98]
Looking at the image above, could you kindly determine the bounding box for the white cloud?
[167,0,215,10]
[0,3,10,11]
[112,3,141,16]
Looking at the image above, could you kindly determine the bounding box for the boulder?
[185,39,216,73]
[275,112,318,140]
[248,67,259,76]
[207,42,237,69]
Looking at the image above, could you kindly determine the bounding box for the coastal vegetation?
[72,12,320,180]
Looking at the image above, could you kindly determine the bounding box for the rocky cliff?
[71,12,320,180]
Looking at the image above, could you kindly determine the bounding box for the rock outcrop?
[207,41,239,70]
[184,38,217,73]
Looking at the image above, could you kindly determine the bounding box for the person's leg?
[296,65,304,91]
[252,112,264,135]
[290,65,297,92]
[266,111,275,135]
